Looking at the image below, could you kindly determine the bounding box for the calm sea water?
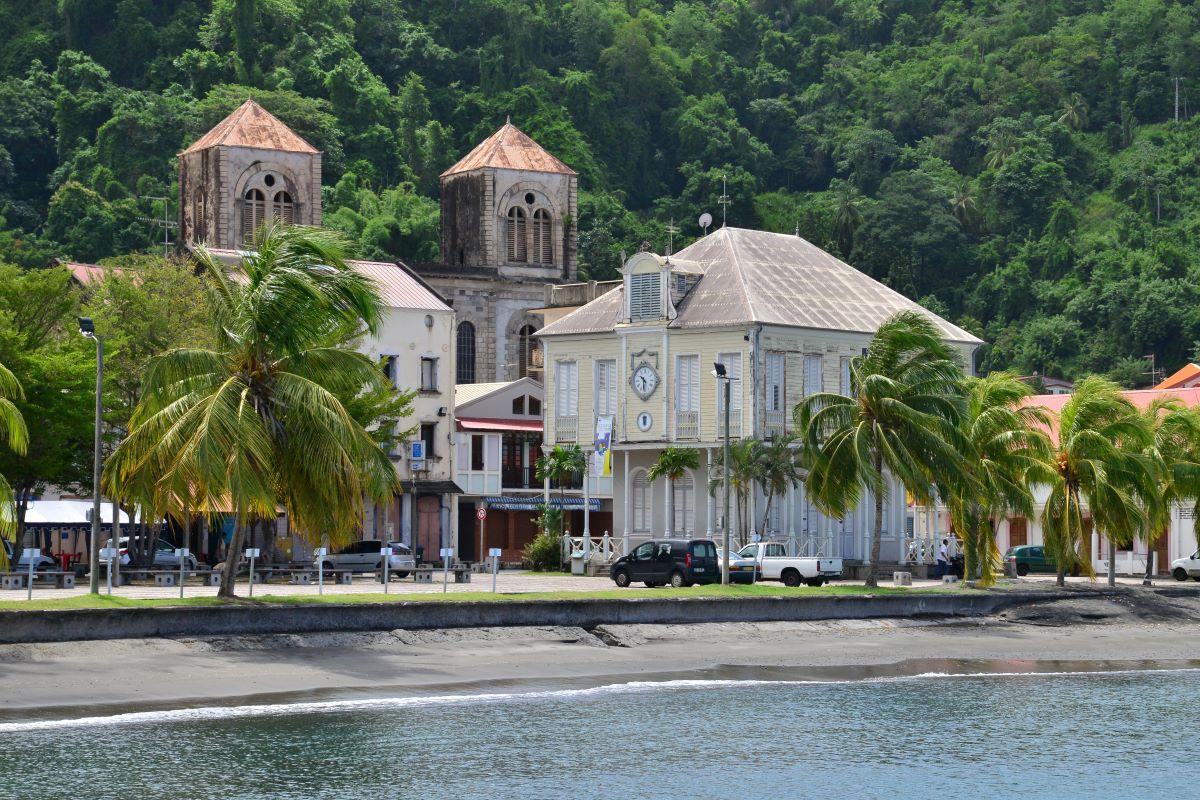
[0,668,1189,800]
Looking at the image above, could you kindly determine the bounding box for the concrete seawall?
[0,591,1075,644]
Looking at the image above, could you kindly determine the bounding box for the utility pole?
[1144,354,1162,387]
[137,196,178,258]
[1175,77,1183,122]
[718,176,731,228]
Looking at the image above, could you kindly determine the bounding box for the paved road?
[1,570,1178,602]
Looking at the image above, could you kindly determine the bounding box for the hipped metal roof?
[183,99,319,155]
[536,227,983,345]
[441,122,575,177]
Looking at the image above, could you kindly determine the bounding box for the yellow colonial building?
[536,227,982,564]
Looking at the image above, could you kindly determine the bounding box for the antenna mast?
[665,218,678,256]
[717,175,730,228]
[137,196,178,258]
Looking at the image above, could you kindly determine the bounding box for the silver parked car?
[104,537,199,571]
[315,540,415,578]
[1,538,57,573]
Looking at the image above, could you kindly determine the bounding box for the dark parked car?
[1005,545,1069,577]
[610,539,719,588]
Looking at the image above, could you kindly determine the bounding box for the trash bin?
[570,550,586,575]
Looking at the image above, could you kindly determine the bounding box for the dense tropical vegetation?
[4,1,1200,382]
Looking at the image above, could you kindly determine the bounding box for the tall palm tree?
[1041,377,1154,588]
[647,447,700,536]
[950,178,980,231]
[984,128,1017,170]
[710,438,761,546]
[755,435,806,536]
[105,223,402,598]
[0,362,28,570]
[944,373,1053,586]
[797,311,967,588]
[535,444,586,537]
[1138,398,1200,585]
[831,183,864,255]
[1057,93,1088,130]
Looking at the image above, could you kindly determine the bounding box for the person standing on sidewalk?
[937,538,950,578]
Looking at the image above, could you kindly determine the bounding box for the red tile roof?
[63,261,129,286]
[1155,363,1200,390]
[441,122,575,177]
[182,99,318,155]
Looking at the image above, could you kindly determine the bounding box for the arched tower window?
[532,209,553,264]
[273,191,294,224]
[456,322,476,384]
[507,206,527,262]
[517,324,539,379]
[243,188,265,242]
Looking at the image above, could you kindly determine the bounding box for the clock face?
[631,363,659,399]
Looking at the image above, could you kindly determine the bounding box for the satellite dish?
[698,212,713,232]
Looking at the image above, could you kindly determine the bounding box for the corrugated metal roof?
[441,122,576,177]
[201,249,449,312]
[63,262,122,286]
[537,227,983,345]
[1156,363,1200,390]
[345,260,450,312]
[182,99,319,155]
[454,382,514,406]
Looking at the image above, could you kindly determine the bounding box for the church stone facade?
[178,99,322,250]
[178,105,577,389]
[414,121,578,385]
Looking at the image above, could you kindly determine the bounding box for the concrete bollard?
[154,573,178,587]
[942,575,959,584]
[892,571,912,587]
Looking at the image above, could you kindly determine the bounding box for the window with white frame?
[765,352,785,412]
[673,472,695,534]
[632,469,652,532]
[840,356,853,396]
[595,359,616,417]
[716,352,742,413]
[767,499,782,536]
[804,354,823,397]
[675,354,699,438]
[628,273,662,321]
[555,360,578,418]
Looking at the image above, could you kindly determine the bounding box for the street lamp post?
[79,317,103,595]
[712,362,732,585]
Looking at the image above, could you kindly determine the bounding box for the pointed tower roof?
[441,121,575,177]
[183,99,319,155]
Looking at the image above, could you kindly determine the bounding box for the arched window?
[517,324,539,379]
[242,188,265,242]
[273,190,294,224]
[456,322,476,384]
[673,472,695,535]
[532,209,553,264]
[192,188,205,241]
[507,206,527,262]
[632,470,651,533]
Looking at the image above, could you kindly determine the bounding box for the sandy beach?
[2,592,1199,722]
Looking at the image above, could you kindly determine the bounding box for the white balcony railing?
[764,409,786,439]
[676,410,699,439]
[555,415,578,443]
[717,413,742,439]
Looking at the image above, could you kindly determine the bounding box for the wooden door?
[417,496,441,563]
[1008,517,1028,549]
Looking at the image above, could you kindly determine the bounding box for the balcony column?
[623,450,631,553]
[705,448,715,538]
[787,481,797,556]
[583,448,591,558]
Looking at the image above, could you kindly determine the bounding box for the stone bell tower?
[178,99,322,250]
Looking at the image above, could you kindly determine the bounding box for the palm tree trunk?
[665,476,674,536]
[760,490,774,534]
[1144,530,1161,586]
[218,510,245,599]
[1107,534,1117,587]
[867,455,884,589]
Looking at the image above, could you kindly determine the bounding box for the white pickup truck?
[731,541,843,587]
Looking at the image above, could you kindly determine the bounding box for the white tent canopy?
[23,500,135,525]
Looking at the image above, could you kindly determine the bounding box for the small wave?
[4,668,1196,733]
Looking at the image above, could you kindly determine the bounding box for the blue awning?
[484,496,602,511]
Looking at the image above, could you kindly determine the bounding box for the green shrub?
[523,530,563,572]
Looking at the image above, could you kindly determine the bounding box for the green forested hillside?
[2,0,1200,382]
